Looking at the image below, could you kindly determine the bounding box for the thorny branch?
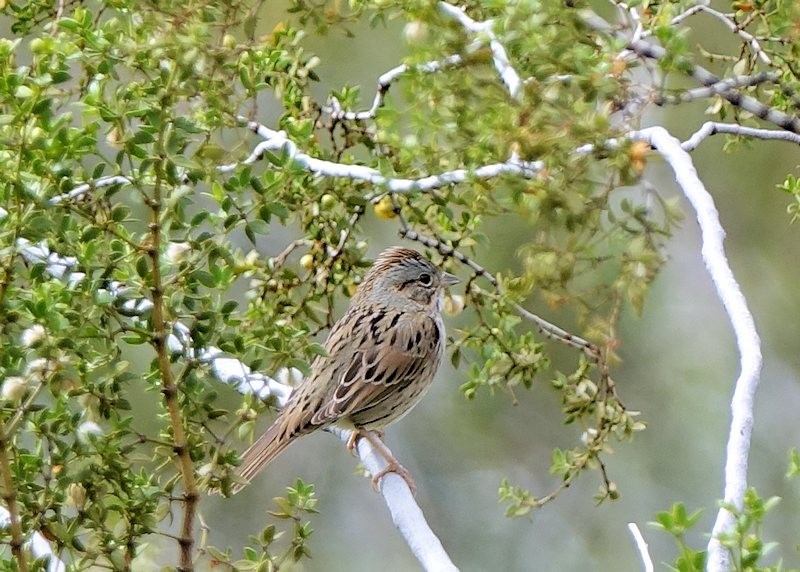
[682,121,800,151]
[654,72,780,106]
[149,101,200,570]
[323,54,467,121]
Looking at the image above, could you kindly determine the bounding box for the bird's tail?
[231,421,296,494]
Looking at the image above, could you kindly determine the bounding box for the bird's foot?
[355,429,416,495]
[371,458,416,495]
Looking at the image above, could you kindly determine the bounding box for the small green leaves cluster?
[498,358,644,515]
[453,289,548,400]
[779,175,800,223]
[653,483,798,572]
[652,502,706,572]
[715,490,782,572]
[205,480,318,571]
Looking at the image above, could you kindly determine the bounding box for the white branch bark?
[46,122,541,206]
[682,121,800,151]
[331,427,459,572]
[656,4,772,65]
[581,9,800,133]
[657,73,779,106]
[627,522,654,572]
[630,127,763,572]
[235,118,540,197]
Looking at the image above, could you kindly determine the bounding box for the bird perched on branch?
[231,246,459,494]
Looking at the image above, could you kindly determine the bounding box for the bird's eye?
[418,272,432,285]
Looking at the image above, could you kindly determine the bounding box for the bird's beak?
[442,272,460,287]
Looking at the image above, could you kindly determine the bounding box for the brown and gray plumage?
[232,246,459,493]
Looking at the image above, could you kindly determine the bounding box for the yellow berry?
[299,253,314,270]
[629,141,650,175]
[373,196,396,220]
[222,34,237,49]
[320,193,336,210]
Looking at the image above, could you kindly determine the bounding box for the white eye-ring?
[418,272,432,285]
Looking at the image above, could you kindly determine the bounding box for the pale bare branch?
[630,127,763,572]
[236,118,541,195]
[682,121,800,151]
[627,523,654,572]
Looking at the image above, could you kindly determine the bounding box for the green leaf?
[788,448,800,479]
[131,130,155,144]
[194,270,217,288]
[15,85,34,98]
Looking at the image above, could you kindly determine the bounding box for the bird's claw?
[371,460,417,496]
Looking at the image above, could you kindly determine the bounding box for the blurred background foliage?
[0,0,799,570]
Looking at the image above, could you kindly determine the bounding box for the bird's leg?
[358,430,416,495]
[345,430,359,452]
[344,428,384,453]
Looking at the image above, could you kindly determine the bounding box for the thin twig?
[322,54,466,121]
[437,2,521,100]
[272,238,312,269]
[0,506,65,572]
[0,435,27,572]
[698,6,770,65]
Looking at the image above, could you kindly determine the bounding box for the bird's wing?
[309,310,440,425]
